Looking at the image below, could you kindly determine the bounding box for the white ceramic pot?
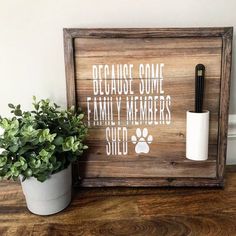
[20,164,72,215]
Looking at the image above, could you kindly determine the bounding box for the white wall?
[0,0,235,161]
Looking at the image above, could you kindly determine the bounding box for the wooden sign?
[64,28,233,187]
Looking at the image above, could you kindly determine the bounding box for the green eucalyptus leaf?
[14,109,22,116]
[13,161,22,167]
[19,156,26,164]
[8,104,15,109]
[18,146,32,155]
[11,166,19,177]
[34,160,41,168]
[62,143,70,152]
[22,163,27,171]
[78,113,84,120]
[24,168,32,177]
[37,175,47,182]
[39,149,48,157]
[34,104,39,110]
[53,161,61,171]
[5,171,12,179]
[9,145,18,153]
[0,156,7,167]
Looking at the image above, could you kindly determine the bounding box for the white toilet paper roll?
[186,110,209,161]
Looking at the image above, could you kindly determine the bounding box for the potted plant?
[0,97,88,215]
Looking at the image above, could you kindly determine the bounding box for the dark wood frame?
[64,27,233,187]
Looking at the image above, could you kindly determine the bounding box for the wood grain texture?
[64,29,77,108]
[217,28,233,180]
[64,27,232,38]
[1,166,236,235]
[64,28,233,187]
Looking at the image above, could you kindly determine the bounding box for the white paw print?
[131,128,153,154]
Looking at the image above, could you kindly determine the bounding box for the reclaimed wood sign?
[64,28,233,187]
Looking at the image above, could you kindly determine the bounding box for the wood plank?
[64,29,76,108]
[79,143,217,160]
[75,56,222,79]
[65,27,231,38]
[83,121,218,144]
[78,177,222,187]
[217,28,233,179]
[80,112,219,127]
[76,77,220,98]
[77,159,216,178]
[75,37,222,52]
[77,97,220,115]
